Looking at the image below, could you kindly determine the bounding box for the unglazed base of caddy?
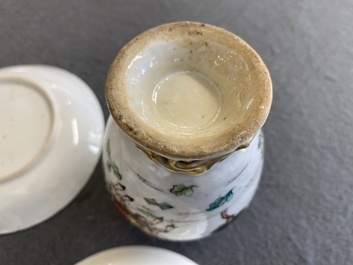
[103,117,264,241]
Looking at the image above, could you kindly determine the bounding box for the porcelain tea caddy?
[103,21,272,241]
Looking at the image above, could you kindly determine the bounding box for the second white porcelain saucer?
[75,246,198,265]
[0,65,105,234]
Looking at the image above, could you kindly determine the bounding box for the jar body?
[103,117,265,241]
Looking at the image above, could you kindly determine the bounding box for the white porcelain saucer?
[0,65,105,234]
[75,246,198,265]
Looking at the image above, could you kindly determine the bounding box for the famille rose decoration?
[102,22,272,241]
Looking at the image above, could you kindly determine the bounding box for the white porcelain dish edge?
[0,65,105,234]
[75,246,198,265]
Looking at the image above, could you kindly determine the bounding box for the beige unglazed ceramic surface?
[106,21,272,160]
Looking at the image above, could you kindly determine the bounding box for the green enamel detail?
[137,208,159,219]
[106,139,122,180]
[144,198,174,210]
[107,138,112,157]
[206,190,233,211]
[170,184,197,197]
[258,131,264,157]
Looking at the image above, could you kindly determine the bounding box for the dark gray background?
[1,0,353,264]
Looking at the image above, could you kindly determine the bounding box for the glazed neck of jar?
[135,137,253,175]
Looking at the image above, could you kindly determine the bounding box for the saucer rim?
[0,65,104,234]
[75,245,198,265]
